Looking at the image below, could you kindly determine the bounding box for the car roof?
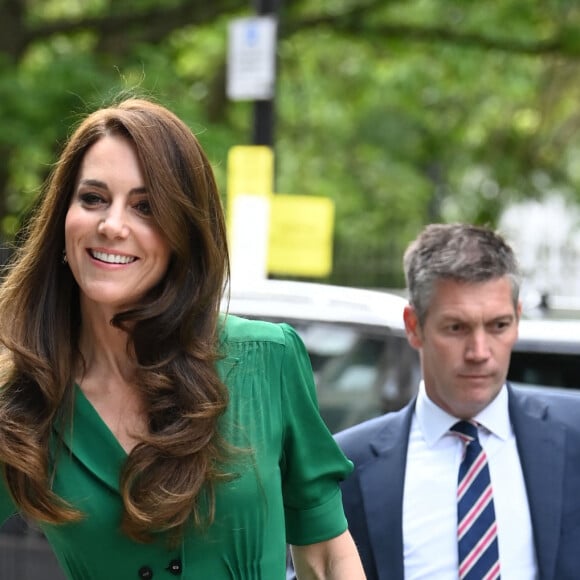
[515,317,580,353]
[222,280,580,353]
[222,279,408,331]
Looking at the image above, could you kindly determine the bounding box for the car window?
[508,351,579,390]
[250,317,420,432]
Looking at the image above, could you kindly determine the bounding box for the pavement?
[0,519,65,580]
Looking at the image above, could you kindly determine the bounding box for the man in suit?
[337,223,580,580]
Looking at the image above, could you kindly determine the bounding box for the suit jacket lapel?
[353,388,565,580]
[509,387,565,580]
[357,402,415,580]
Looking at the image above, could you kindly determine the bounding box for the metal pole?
[252,0,279,147]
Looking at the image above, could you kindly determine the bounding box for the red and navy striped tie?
[450,420,501,580]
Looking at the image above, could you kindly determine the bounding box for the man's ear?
[515,299,522,339]
[403,305,423,350]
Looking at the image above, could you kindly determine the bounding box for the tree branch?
[6,0,578,62]
[287,14,574,59]
[17,0,244,53]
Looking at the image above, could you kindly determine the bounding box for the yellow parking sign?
[227,146,274,283]
[226,146,335,280]
[267,194,335,278]
[227,145,273,200]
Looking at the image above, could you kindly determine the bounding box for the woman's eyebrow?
[78,178,148,195]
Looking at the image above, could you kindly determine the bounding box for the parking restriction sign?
[227,16,277,101]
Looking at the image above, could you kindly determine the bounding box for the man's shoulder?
[510,384,580,430]
[335,403,413,461]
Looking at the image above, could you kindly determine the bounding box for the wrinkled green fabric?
[0,315,352,579]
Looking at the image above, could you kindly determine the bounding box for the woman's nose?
[97,209,129,239]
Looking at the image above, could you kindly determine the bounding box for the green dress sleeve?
[278,323,354,545]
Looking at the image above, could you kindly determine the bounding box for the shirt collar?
[416,381,511,447]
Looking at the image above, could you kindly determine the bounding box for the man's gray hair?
[403,223,520,325]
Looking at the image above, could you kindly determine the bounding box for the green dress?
[0,315,353,579]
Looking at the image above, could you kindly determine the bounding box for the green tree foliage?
[2,0,580,286]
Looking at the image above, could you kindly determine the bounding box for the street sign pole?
[252,0,280,148]
[225,3,281,282]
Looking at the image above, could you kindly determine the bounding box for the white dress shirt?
[402,382,538,579]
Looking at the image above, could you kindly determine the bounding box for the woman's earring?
[62,250,68,264]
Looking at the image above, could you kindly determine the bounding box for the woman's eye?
[79,192,104,206]
[134,200,152,216]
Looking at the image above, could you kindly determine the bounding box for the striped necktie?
[450,420,501,580]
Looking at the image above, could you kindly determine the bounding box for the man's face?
[404,277,521,419]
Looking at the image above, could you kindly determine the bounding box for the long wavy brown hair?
[0,97,233,544]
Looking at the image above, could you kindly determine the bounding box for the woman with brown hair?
[0,98,364,579]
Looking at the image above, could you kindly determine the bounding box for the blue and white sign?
[227,16,277,101]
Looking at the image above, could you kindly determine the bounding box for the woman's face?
[65,134,171,314]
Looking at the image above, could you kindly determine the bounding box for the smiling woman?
[64,135,171,313]
[0,97,365,579]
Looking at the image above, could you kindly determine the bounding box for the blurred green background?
[3,0,580,288]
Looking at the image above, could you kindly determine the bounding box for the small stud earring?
[62,250,68,264]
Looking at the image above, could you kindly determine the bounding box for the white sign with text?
[227,16,277,101]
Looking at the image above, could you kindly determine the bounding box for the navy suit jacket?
[336,385,580,580]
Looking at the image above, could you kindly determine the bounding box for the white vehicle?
[223,279,580,432]
[509,317,580,393]
[223,280,420,432]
